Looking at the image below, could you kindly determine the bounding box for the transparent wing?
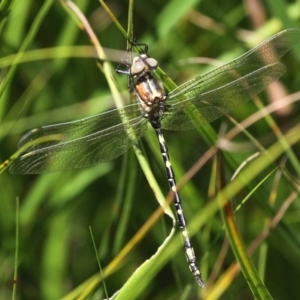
[10,29,300,172]
[162,28,300,130]
[162,63,286,130]
[10,104,148,174]
[169,28,299,100]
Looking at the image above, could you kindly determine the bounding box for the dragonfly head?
[131,54,158,76]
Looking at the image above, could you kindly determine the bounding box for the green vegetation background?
[1,0,300,299]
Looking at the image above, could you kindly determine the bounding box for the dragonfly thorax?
[130,54,167,119]
[134,71,167,118]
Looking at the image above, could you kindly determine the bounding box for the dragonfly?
[10,28,300,287]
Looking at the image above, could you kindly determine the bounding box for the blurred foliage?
[1,0,300,299]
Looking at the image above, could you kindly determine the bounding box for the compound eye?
[145,58,158,69]
[131,60,145,75]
